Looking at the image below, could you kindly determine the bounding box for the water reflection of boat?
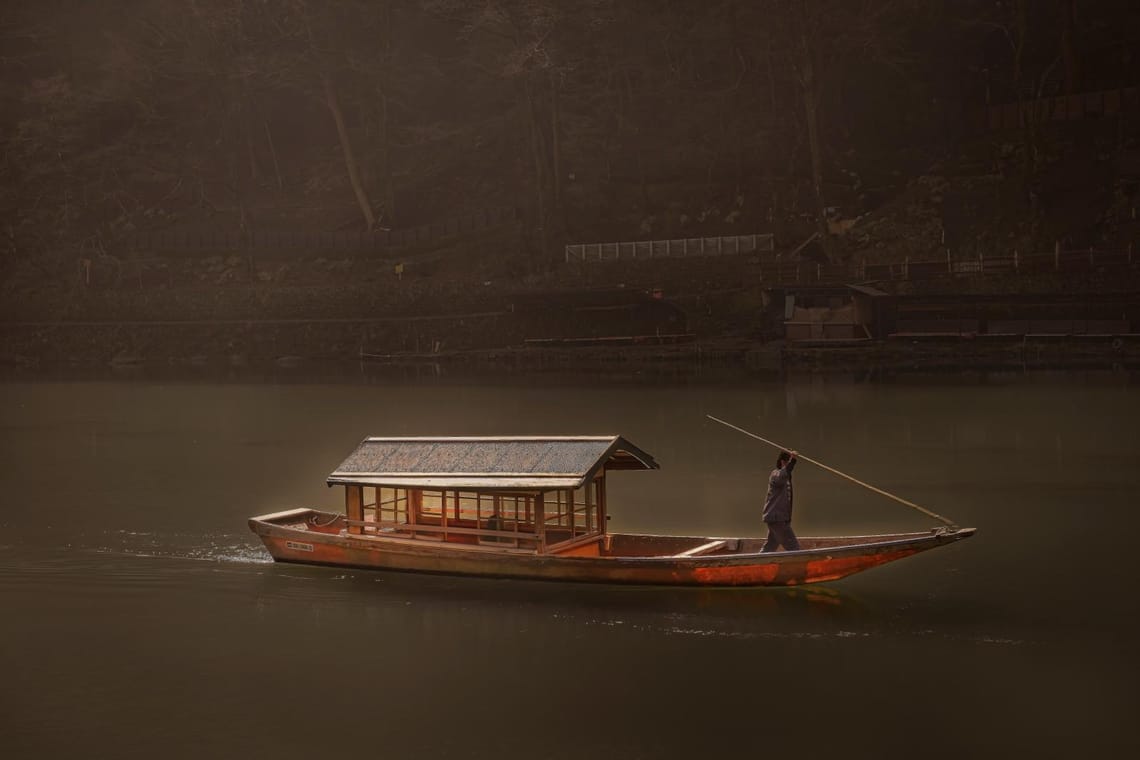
[248,436,974,587]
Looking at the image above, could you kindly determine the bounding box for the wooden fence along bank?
[569,234,1136,286]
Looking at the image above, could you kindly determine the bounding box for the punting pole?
[706,414,959,530]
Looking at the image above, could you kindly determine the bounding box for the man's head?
[776,450,791,469]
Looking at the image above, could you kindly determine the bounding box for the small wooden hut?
[326,436,659,555]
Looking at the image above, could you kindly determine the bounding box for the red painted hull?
[249,509,975,587]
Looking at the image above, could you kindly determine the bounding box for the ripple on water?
[101,529,274,565]
[0,531,273,592]
[575,614,1025,645]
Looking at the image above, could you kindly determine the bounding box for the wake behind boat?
[248,435,974,586]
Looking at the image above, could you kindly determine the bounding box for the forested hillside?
[3,0,1138,286]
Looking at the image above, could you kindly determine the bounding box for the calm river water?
[2,367,1137,758]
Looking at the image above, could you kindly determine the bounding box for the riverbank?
[5,252,1140,373]
[782,333,1140,370]
[4,316,1140,374]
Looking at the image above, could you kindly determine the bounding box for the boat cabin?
[326,436,659,555]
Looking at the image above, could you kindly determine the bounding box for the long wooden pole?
[706,415,958,529]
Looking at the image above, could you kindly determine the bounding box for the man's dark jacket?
[762,458,796,523]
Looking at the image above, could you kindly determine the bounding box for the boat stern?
[247,507,320,535]
[248,508,349,563]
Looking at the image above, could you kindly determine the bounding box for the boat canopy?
[327,435,658,490]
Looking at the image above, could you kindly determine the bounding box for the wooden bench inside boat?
[671,540,727,558]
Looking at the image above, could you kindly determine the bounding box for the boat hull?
[249,509,975,587]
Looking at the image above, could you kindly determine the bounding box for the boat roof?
[327,435,659,490]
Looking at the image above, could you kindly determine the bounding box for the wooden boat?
[248,435,975,587]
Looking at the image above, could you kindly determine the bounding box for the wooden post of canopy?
[597,473,610,552]
[346,485,363,535]
[584,478,594,537]
[441,490,450,542]
[597,471,606,533]
[408,489,421,539]
[536,491,546,552]
[598,472,607,533]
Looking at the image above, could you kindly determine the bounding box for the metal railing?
[565,233,775,263]
[858,247,1135,283]
[639,246,1137,286]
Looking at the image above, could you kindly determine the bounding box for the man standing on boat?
[761,450,800,552]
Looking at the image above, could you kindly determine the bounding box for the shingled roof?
[327,435,658,490]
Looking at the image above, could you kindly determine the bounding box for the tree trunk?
[802,84,828,242]
[323,74,375,231]
[766,37,778,114]
[377,88,395,227]
[1013,0,1027,88]
[243,84,259,183]
[377,1,396,226]
[523,78,549,262]
[795,1,830,251]
[245,121,259,182]
[1011,0,1042,198]
[1059,0,1079,94]
[549,69,563,215]
[623,69,649,210]
[264,120,284,191]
